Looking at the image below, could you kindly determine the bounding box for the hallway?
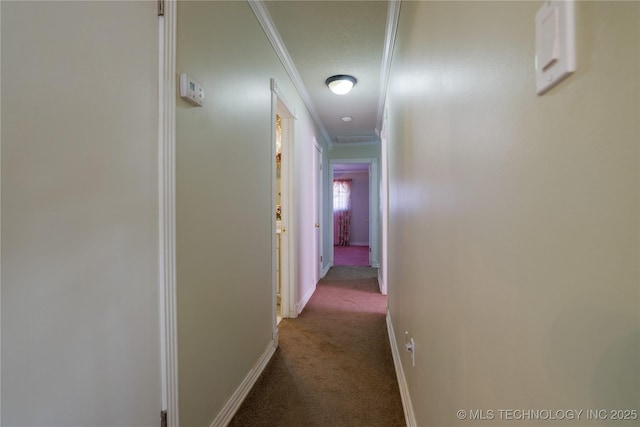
[229,266,404,426]
[2,1,638,426]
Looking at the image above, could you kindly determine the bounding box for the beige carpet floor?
[229,266,405,426]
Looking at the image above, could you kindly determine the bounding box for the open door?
[2,2,162,425]
[271,80,296,327]
[369,158,379,268]
[313,142,323,281]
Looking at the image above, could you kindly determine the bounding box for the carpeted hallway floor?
[229,266,405,427]
[333,245,370,267]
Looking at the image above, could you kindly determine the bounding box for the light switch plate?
[535,0,576,95]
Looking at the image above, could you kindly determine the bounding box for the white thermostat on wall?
[535,0,576,95]
[179,73,204,106]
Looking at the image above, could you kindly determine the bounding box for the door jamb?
[313,141,324,282]
[159,3,179,426]
[379,108,389,295]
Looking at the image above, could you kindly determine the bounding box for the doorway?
[313,141,323,282]
[275,113,284,324]
[330,158,379,268]
[271,79,295,332]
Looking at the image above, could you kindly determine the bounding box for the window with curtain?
[333,179,352,246]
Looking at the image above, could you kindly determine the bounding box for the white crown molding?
[249,1,332,145]
[376,0,402,131]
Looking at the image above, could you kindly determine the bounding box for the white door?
[369,163,374,267]
[369,158,380,268]
[2,2,161,425]
[273,83,296,319]
[313,143,323,281]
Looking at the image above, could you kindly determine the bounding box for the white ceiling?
[262,1,393,146]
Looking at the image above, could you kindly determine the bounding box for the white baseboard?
[209,339,277,427]
[296,283,316,315]
[377,270,387,295]
[322,263,332,277]
[349,241,369,246]
[386,312,417,427]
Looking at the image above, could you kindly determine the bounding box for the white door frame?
[379,108,389,295]
[329,157,379,268]
[313,141,324,282]
[271,79,297,323]
[0,4,3,425]
[159,2,179,426]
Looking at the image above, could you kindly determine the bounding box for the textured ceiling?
[264,1,388,145]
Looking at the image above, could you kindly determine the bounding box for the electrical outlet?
[405,334,415,367]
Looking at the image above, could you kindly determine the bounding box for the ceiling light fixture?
[325,75,357,95]
[341,116,353,122]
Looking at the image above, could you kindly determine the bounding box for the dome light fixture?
[341,116,353,122]
[325,75,357,95]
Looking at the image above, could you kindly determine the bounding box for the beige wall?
[1,2,160,425]
[387,1,639,425]
[176,2,325,425]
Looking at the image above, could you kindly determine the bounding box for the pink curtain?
[333,179,352,246]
